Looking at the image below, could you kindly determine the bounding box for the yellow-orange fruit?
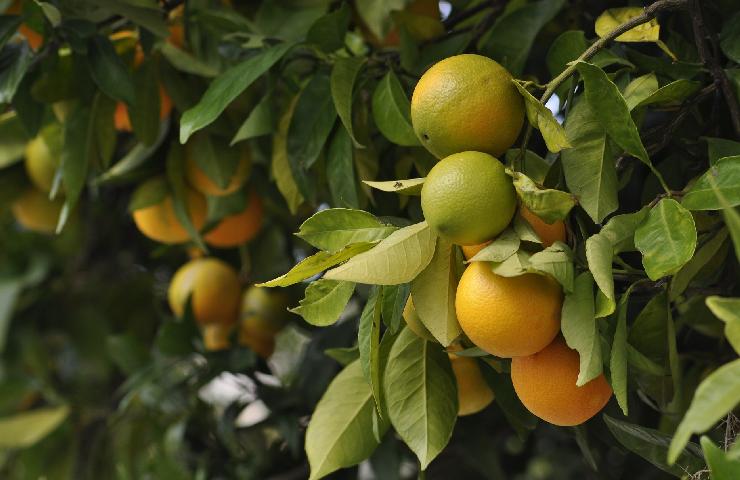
[511,336,612,426]
[520,206,566,248]
[411,54,524,158]
[202,323,232,351]
[403,298,436,342]
[168,257,241,326]
[132,180,207,244]
[114,86,173,132]
[449,353,495,416]
[11,188,63,234]
[24,134,59,193]
[185,147,252,197]
[205,190,263,248]
[455,262,562,358]
[238,286,290,358]
[461,240,492,260]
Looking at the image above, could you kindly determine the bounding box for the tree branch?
[689,0,740,139]
[540,0,688,104]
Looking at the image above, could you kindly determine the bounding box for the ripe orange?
[185,144,252,197]
[205,190,263,248]
[448,352,495,416]
[511,336,612,426]
[421,151,516,245]
[238,286,290,358]
[24,133,59,193]
[132,179,207,244]
[168,257,241,326]
[113,86,173,132]
[411,54,524,159]
[461,241,492,260]
[11,188,63,234]
[402,298,436,342]
[455,262,562,358]
[520,206,566,248]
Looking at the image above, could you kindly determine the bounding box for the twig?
[689,0,740,139]
[540,0,688,105]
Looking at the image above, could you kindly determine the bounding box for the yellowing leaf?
[595,8,660,43]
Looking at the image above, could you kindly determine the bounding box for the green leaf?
[272,101,305,214]
[0,278,21,353]
[0,112,29,168]
[159,42,219,78]
[258,242,377,287]
[86,35,135,105]
[668,358,740,464]
[93,0,168,37]
[326,127,360,208]
[505,148,550,184]
[0,16,22,50]
[96,126,169,185]
[511,81,571,153]
[574,61,650,165]
[306,360,388,480]
[469,228,519,263]
[562,272,602,386]
[58,106,92,232]
[296,208,397,252]
[381,284,410,333]
[128,176,169,212]
[528,242,575,293]
[671,229,728,299]
[372,71,419,147]
[600,207,649,254]
[189,133,242,190]
[480,0,565,76]
[384,327,457,469]
[0,405,69,449]
[634,199,697,280]
[166,143,206,250]
[288,73,337,195]
[701,436,740,479]
[705,137,740,166]
[611,290,630,415]
[586,234,615,311]
[629,292,669,365]
[708,173,740,261]
[705,296,740,355]
[682,157,740,210]
[180,42,294,143]
[355,0,405,40]
[604,415,705,477]
[595,8,659,43]
[307,3,351,53]
[324,222,437,285]
[0,43,33,104]
[510,170,576,223]
[561,97,619,223]
[331,56,364,146]
[623,73,659,110]
[290,280,355,327]
[363,178,425,195]
[635,79,701,108]
[410,237,462,346]
[720,12,740,63]
[324,346,360,366]
[513,214,541,243]
[129,60,160,146]
[481,364,538,437]
[359,287,383,411]
[231,93,274,144]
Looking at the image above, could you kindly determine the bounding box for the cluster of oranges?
[405,54,612,425]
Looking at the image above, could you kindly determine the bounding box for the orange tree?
[1,0,740,479]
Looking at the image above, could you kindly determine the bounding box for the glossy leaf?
[706,296,740,355]
[358,287,382,410]
[327,127,360,208]
[296,208,397,252]
[231,93,275,144]
[372,71,418,146]
[307,3,351,53]
[290,280,355,327]
[682,157,740,210]
[331,56,364,146]
[562,273,603,385]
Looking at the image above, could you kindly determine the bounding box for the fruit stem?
[539,0,688,105]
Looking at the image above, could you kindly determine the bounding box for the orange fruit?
[455,262,562,358]
[24,132,59,193]
[421,151,516,245]
[168,257,241,326]
[7,1,43,50]
[114,86,173,132]
[205,190,263,248]
[511,336,612,426]
[185,144,251,197]
[132,179,207,244]
[520,206,566,248]
[168,4,185,48]
[448,352,495,416]
[238,286,290,358]
[411,54,524,158]
[461,241,492,260]
[11,188,63,234]
[202,323,233,351]
[403,298,436,342]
